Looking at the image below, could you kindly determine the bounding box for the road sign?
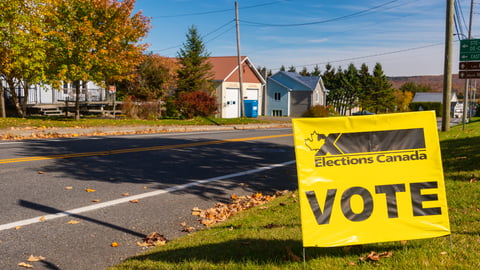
[459,61,480,70]
[460,39,480,61]
[459,70,480,79]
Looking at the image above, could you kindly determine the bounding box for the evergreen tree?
[369,63,395,113]
[280,65,286,71]
[358,63,373,112]
[288,65,296,72]
[176,25,214,96]
[342,63,361,115]
[311,65,321,76]
[299,67,310,76]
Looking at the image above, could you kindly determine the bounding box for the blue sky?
[134,0,475,77]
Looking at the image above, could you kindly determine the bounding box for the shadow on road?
[18,200,146,238]
[15,134,298,202]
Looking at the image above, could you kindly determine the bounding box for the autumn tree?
[116,54,178,101]
[0,0,48,117]
[46,0,150,120]
[393,89,413,112]
[176,25,214,96]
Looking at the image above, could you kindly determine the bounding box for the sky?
[133,0,478,77]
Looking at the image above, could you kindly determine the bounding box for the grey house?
[266,71,326,117]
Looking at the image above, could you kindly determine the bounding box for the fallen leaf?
[67,220,80,224]
[15,226,22,230]
[129,199,139,203]
[37,171,45,174]
[122,193,129,196]
[17,262,33,268]
[440,251,448,255]
[111,242,119,247]
[39,216,46,222]
[141,232,167,247]
[91,199,101,202]
[401,240,408,245]
[85,188,96,192]
[180,222,187,227]
[360,251,393,262]
[136,241,150,247]
[348,262,357,266]
[181,226,196,233]
[65,186,73,190]
[231,193,238,200]
[27,255,45,262]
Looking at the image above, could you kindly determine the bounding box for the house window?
[274,92,281,101]
[272,110,282,116]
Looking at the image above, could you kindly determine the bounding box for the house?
[1,80,108,105]
[265,71,326,117]
[208,56,265,118]
[411,92,458,117]
[411,92,458,104]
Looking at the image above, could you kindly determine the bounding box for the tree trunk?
[6,78,24,116]
[74,80,81,120]
[0,84,6,118]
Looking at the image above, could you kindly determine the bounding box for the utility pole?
[235,1,244,117]
[462,0,475,130]
[442,0,454,132]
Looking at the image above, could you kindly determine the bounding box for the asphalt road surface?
[0,128,297,270]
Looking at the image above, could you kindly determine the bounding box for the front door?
[225,88,239,118]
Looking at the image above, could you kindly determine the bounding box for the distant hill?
[388,74,465,94]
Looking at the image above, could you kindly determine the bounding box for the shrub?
[121,96,139,119]
[121,96,162,120]
[176,91,217,119]
[409,102,443,117]
[302,105,331,117]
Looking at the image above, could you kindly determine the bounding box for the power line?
[151,1,285,19]
[241,0,400,27]
[149,19,235,53]
[270,42,446,71]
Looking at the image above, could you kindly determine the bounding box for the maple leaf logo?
[304,131,324,151]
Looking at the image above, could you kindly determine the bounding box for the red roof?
[208,56,264,84]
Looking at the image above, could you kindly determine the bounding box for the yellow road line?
[0,134,292,164]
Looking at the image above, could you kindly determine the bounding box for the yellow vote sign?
[292,111,450,247]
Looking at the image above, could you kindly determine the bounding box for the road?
[0,128,296,270]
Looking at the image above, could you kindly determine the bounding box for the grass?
[0,116,269,129]
[107,118,480,269]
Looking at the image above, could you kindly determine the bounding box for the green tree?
[399,82,432,93]
[367,63,395,113]
[311,65,321,76]
[0,0,48,117]
[299,67,310,76]
[279,65,286,71]
[176,25,214,97]
[288,65,296,72]
[358,63,372,112]
[342,63,361,115]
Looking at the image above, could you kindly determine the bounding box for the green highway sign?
[460,39,480,61]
